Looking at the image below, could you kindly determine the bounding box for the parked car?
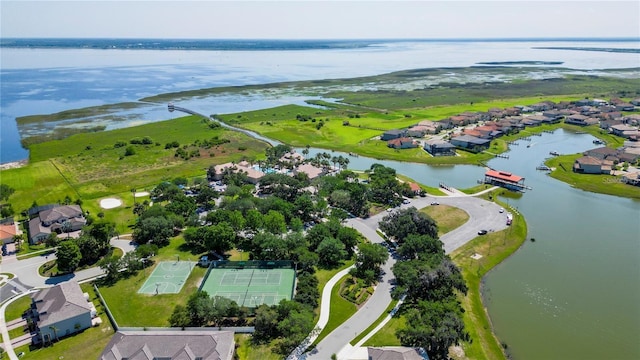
[431,201,440,205]
[478,229,488,235]
[499,208,505,213]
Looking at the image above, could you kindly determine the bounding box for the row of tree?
[379,207,469,360]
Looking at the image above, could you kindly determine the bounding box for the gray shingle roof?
[100,330,235,360]
[32,281,92,328]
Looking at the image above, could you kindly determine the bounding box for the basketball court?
[138,261,195,294]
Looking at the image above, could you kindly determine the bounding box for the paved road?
[307,192,508,360]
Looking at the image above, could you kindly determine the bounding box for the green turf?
[138,261,196,294]
[199,268,295,307]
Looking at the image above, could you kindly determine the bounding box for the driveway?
[307,192,508,359]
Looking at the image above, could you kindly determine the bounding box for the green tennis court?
[138,261,195,294]
[200,268,296,307]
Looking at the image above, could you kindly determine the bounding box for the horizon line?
[2,36,639,41]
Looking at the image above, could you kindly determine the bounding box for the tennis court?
[138,261,195,294]
[200,268,295,307]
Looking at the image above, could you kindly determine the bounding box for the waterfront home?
[542,110,564,122]
[565,114,598,126]
[573,156,612,174]
[30,281,96,345]
[416,120,443,133]
[610,124,638,138]
[388,137,418,149]
[424,139,456,156]
[600,119,624,130]
[381,129,406,141]
[100,330,235,360]
[584,147,620,162]
[450,135,491,152]
[28,204,86,244]
[530,101,556,111]
[622,172,640,186]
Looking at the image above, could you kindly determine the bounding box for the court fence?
[211,260,295,270]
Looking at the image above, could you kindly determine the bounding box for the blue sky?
[1,1,639,39]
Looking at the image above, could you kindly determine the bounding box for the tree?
[133,216,174,246]
[263,210,286,234]
[169,305,191,328]
[317,237,347,268]
[187,291,212,327]
[397,299,468,360]
[253,304,279,343]
[203,222,236,254]
[244,209,263,232]
[99,256,123,284]
[353,243,389,284]
[56,240,81,273]
[0,184,15,202]
[379,207,438,244]
[397,234,444,261]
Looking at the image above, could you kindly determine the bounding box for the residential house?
[624,114,640,126]
[449,135,491,152]
[615,103,636,112]
[381,130,406,141]
[424,139,456,156]
[416,120,443,134]
[542,110,564,122]
[30,281,95,345]
[622,172,640,186]
[0,221,18,245]
[584,147,620,162]
[367,347,429,360]
[530,101,555,111]
[388,137,418,149]
[565,114,598,126]
[573,156,611,174]
[28,204,86,244]
[406,125,429,137]
[99,330,235,360]
[610,124,638,138]
[600,119,624,130]
[630,98,640,106]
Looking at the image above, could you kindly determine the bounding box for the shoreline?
[0,160,28,171]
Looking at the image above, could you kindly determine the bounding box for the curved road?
[307,190,508,360]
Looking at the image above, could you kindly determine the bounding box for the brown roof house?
[565,114,599,126]
[622,172,640,186]
[99,330,235,360]
[573,156,612,174]
[0,222,18,245]
[367,346,429,360]
[388,137,418,149]
[28,204,86,244]
[29,281,96,345]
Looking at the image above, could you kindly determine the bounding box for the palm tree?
[49,325,59,343]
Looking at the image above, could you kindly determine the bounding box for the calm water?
[1,39,639,359]
[2,39,639,163]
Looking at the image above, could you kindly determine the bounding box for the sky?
[1,1,639,39]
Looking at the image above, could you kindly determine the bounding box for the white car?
[499,208,505,213]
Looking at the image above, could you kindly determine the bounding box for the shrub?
[124,146,136,156]
[114,141,127,148]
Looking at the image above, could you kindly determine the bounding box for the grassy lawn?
[362,314,405,346]
[10,283,115,360]
[5,294,31,315]
[545,154,640,199]
[421,204,470,237]
[350,299,398,345]
[97,237,206,327]
[1,115,268,223]
[449,197,528,360]
[312,273,357,346]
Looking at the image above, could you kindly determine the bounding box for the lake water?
[1,39,639,359]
